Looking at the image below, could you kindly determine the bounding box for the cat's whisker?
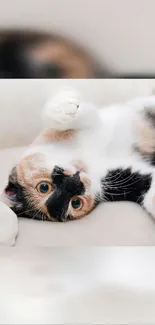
[104,172,142,189]
[17,207,37,216]
[105,190,132,197]
[105,172,136,187]
[104,169,123,183]
[95,194,103,203]
[61,205,66,220]
[103,194,110,203]
[106,176,143,189]
[111,169,139,185]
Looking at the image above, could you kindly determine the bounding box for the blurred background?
[0,0,154,78]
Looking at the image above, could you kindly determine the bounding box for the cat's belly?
[100,105,139,156]
[24,99,155,171]
[99,102,155,163]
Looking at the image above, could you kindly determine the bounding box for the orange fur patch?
[17,153,50,186]
[135,120,155,154]
[33,128,75,145]
[69,194,95,220]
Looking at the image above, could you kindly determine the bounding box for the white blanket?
[0,247,155,324]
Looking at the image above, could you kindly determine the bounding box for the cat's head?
[2,153,95,222]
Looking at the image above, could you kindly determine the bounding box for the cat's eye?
[71,197,83,210]
[36,182,52,195]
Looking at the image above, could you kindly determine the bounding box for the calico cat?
[3,90,155,222]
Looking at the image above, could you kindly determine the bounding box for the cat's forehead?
[22,144,71,168]
[16,152,53,185]
[19,152,49,169]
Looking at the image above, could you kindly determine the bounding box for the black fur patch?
[145,109,155,127]
[46,166,85,221]
[8,181,47,220]
[5,166,25,204]
[101,168,152,205]
[5,167,48,220]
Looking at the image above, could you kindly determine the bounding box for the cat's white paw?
[0,201,18,246]
[52,98,80,123]
[42,89,82,128]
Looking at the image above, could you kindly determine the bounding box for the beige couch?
[1,79,155,246]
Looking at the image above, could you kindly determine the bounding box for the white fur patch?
[42,89,82,130]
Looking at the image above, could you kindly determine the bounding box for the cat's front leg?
[42,89,100,131]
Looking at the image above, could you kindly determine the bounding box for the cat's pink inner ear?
[4,186,16,199]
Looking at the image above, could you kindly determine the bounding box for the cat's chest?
[73,124,135,160]
[101,106,137,156]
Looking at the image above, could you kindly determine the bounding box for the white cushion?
[0,146,155,246]
[0,247,155,324]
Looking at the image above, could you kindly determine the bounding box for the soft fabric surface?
[0,146,155,246]
[0,247,155,324]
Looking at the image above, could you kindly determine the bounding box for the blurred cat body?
[0,31,97,78]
